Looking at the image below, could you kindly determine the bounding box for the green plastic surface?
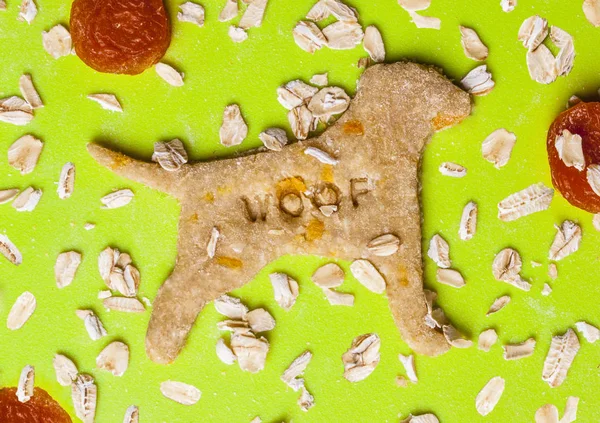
[1,0,600,421]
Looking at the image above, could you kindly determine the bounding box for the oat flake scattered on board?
[155,63,184,87]
[527,45,557,84]
[398,354,418,383]
[71,374,97,423]
[518,15,548,51]
[583,0,600,26]
[497,183,554,221]
[101,189,134,209]
[220,104,248,147]
[19,74,43,109]
[461,65,495,96]
[312,262,344,288]
[459,26,488,61]
[575,321,600,343]
[103,297,145,313]
[229,26,248,43]
[293,21,327,53]
[322,21,364,50]
[17,365,34,403]
[160,380,201,405]
[439,161,466,177]
[503,338,536,360]
[0,189,19,204]
[12,187,42,212]
[219,0,238,22]
[350,259,386,293]
[323,288,354,306]
[177,1,205,26]
[18,0,36,23]
[7,291,36,330]
[123,405,139,423]
[482,128,517,169]
[281,350,312,391]
[231,331,269,373]
[53,354,78,386]
[342,333,380,382]
[427,234,451,268]
[0,234,22,265]
[542,328,580,388]
[8,134,43,175]
[400,413,440,423]
[214,294,248,319]
[436,268,465,288]
[459,201,477,241]
[548,220,581,261]
[239,0,267,29]
[246,308,275,332]
[55,251,82,288]
[443,325,472,348]
[478,329,498,352]
[475,376,505,416]
[363,25,385,62]
[87,94,123,112]
[407,10,441,30]
[96,341,129,376]
[269,272,299,310]
[57,162,76,199]
[501,0,516,12]
[42,25,72,58]
[487,295,511,316]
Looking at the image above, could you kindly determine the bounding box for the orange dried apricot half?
[547,102,600,213]
[0,387,72,423]
[70,0,171,75]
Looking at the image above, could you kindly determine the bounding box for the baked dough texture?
[88,62,471,364]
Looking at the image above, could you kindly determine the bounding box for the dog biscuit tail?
[87,143,183,195]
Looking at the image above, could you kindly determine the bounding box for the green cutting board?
[1,0,600,421]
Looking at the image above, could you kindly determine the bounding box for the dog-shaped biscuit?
[88,62,471,364]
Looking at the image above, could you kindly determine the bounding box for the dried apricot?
[70,0,171,75]
[547,102,600,213]
[0,387,72,423]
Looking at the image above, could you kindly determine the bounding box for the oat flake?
[87,94,123,112]
[427,234,451,268]
[7,291,36,330]
[160,381,201,405]
[42,25,72,58]
[177,2,205,26]
[475,376,505,416]
[8,134,43,175]
[0,234,22,265]
[17,365,34,403]
[220,104,248,147]
[58,162,76,199]
[269,273,299,310]
[350,259,386,293]
[542,328,580,388]
[55,251,82,288]
[19,74,43,109]
[155,63,184,87]
[497,183,554,221]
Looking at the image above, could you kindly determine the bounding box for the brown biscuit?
[88,62,471,364]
